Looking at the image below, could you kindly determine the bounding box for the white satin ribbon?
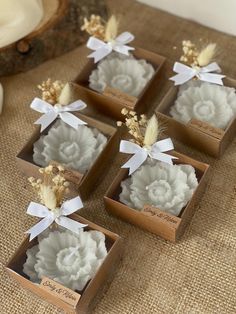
[170,62,225,86]
[87,31,135,63]
[30,97,87,132]
[120,138,177,175]
[25,196,87,241]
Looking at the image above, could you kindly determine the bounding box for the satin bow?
[87,31,135,63]
[30,97,87,132]
[120,138,177,175]
[26,196,87,241]
[170,62,225,86]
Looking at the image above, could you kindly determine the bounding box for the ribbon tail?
[121,151,148,175]
[56,216,87,234]
[60,112,87,129]
[25,216,54,241]
[61,196,84,216]
[34,111,58,132]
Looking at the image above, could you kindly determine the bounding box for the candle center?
[111,74,133,91]
[146,180,172,203]
[193,100,215,120]
[59,142,80,161]
[56,246,81,270]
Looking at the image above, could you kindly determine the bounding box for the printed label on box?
[188,119,224,139]
[141,205,181,229]
[40,277,80,307]
[103,86,137,108]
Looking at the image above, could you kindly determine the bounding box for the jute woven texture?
[1,0,236,313]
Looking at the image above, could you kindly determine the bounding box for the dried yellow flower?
[121,108,128,115]
[38,79,65,105]
[81,15,105,40]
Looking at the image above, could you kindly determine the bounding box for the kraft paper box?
[16,113,120,199]
[104,151,210,242]
[156,78,236,157]
[73,47,166,120]
[6,214,123,314]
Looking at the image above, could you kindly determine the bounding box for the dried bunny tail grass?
[197,43,216,67]
[40,185,57,210]
[143,114,159,146]
[105,15,119,42]
[58,82,72,106]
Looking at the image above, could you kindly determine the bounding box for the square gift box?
[16,113,120,199]
[104,151,210,242]
[6,214,123,314]
[73,47,166,121]
[156,77,236,157]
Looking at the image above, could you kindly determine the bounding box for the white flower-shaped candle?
[169,41,236,129]
[170,82,236,129]
[119,160,198,216]
[23,228,107,291]
[89,53,155,97]
[33,120,107,173]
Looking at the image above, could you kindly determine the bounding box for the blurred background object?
[138,0,236,36]
[0,0,44,49]
[0,0,107,76]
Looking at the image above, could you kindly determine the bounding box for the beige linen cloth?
[1,0,236,313]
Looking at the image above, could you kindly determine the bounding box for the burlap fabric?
[1,0,236,313]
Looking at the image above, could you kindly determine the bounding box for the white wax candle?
[0,0,43,48]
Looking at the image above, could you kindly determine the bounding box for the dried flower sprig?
[180,40,216,68]
[117,108,160,147]
[28,165,70,211]
[180,40,199,67]
[38,79,65,105]
[81,14,105,40]
[81,14,119,42]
